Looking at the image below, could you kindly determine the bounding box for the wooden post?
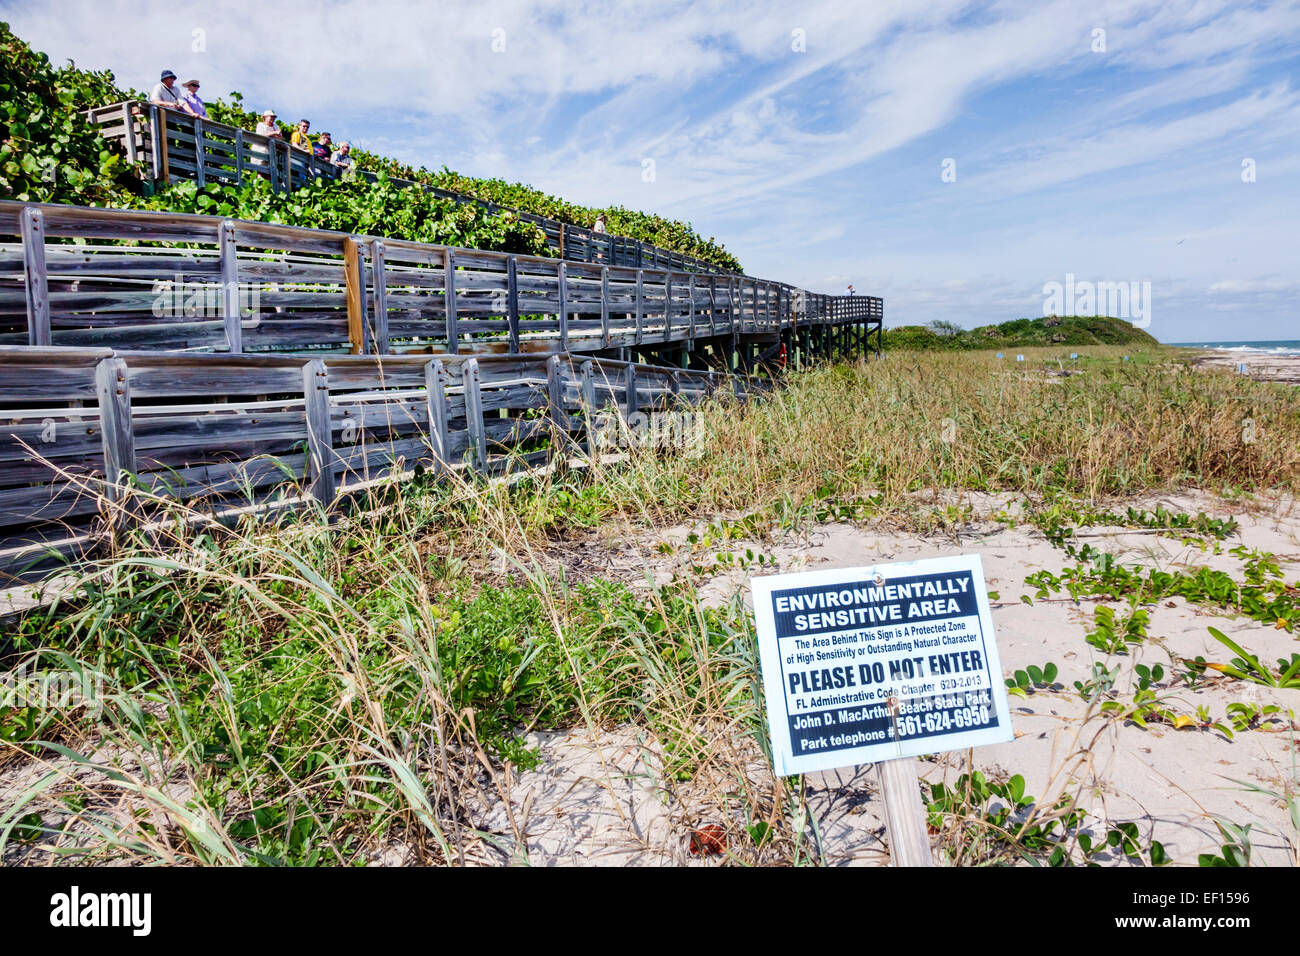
[95,357,136,503]
[192,116,206,187]
[557,261,569,351]
[424,358,450,469]
[302,360,336,505]
[663,272,673,344]
[20,207,50,347]
[728,277,738,349]
[370,239,390,354]
[506,256,520,353]
[558,224,566,260]
[344,237,367,354]
[623,362,637,419]
[876,758,934,866]
[158,109,171,185]
[600,266,610,347]
[687,273,696,346]
[462,358,486,471]
[445,248,459,354]
[147,104,164,188]
[122,102,139,168]
[219,220,242,353]
[580,359,598,456]
[635,269,645,345]
[234,128,244,183]
[546,354,568,462]
[266,136,279,191]
[708,276,718,336]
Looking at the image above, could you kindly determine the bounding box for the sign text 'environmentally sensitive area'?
[752,554,1014,776]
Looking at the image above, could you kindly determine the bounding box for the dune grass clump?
[499,348,1300,535]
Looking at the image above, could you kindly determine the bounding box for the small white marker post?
[751,554,1014,868]
[876,757,933,866]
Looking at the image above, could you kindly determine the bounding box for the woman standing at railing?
[249,108,281,169]
[178,79,208,119]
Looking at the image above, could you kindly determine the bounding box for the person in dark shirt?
[313,132,333,161]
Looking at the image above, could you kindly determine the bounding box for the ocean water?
[1168,340,1300,357]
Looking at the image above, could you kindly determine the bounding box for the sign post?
[751,554,1014,866]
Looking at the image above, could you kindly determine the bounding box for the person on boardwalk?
[177,79,208,118]
[331,141,354,173]
[291,119,312,152]
[250,108,281,169]
[593,213,608,233]
[256,109,282,140]
[149,70,182,109]
[312,132,333,162]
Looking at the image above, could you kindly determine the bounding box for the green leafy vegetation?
[1206,627,1300,689]
[141,176,550,255]
[1025,551,1299,634]
[1004,662,1059,698]
[1084,604,1150,655]
[0,22,139,204]
[924,771,1167,866]
[0,481,791,864]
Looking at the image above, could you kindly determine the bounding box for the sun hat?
[160,70,176,80]
[261,108,276,117]
[183,79,200,87]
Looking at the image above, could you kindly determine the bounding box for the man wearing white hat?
[250,109,281,170]
[256,109,282,140]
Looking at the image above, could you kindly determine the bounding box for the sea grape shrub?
[145,176,550,256]
[0,22,140,204]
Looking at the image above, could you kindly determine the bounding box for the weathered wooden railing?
[0,201,883,362]
[0,345,764,582]
[88,101,726,275]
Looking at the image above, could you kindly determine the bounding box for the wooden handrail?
[0,199,882,358]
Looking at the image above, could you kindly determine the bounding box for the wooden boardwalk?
[1,201,882,362]
[0,199,882,585]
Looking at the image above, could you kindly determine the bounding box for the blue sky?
[6,0,1298,341]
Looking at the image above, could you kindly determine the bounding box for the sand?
[1189,351,1300,385]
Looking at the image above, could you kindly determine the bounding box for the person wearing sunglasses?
[178,79,208,118]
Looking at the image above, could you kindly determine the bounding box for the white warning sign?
[751,554,1014,776]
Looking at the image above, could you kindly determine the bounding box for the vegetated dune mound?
[884,315,1159,351]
